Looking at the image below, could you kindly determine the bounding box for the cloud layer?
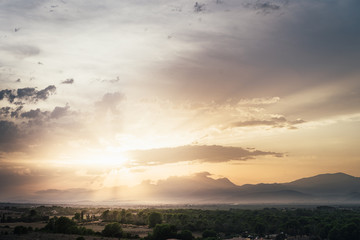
[127,145,283,166]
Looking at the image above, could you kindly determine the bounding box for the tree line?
[2,205,360,239]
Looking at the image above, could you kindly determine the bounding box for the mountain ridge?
[5,172,360,204]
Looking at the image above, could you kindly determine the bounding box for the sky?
[0,0,360,202]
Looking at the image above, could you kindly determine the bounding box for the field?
[0,231,119,240]
[0,221,151,239]
[1,204,360,240]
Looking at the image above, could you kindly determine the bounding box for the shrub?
[102,222,123,237]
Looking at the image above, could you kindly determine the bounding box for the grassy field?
[1,221,47,229]
[1,221,151,239]
[80,222,152,237]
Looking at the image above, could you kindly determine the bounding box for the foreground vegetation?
[1,204,360,239]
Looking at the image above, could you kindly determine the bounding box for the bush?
[202,229,217,238]
[54,217,78,234]
[14,225,32,235]
[102,222,123,237]
[43,216,94,236]
[178,229,194,240]
[148,212,162,228]
[152,224,177,240]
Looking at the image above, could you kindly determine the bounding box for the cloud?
[0,120,23,152]
[61,78,74,84]
[149,0,360,114]
[34,188,94,201]
[230,116,305,129]
[1,44,41,58]
[0,89,15,103]
[0,103,74,153]
[20,108,47,119]
[95,92,125,114]
[0,165,65,201]
[244,1,283,14]
[0,85,56,104]
[50,104,70,119]
[0,168,32,196]
[127,145,283,166]
[194,2,206,12]
[1,104,69,121]
[237,97,281,105]
[0,107,11,117]
[35,85,57,100]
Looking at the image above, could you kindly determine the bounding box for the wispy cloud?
[230,116,305,129]
[61,78,74,84]
[127,145,283,166]
[95,92,125,115]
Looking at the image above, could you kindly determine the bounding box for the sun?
[86,151,130,168]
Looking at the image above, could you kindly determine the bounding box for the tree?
[54,217,78,234]
[202,229,217,238]
[81,210,85,221]
[44,216,78,234]
[101,210,110,221]
[74,212,81,222]
[14,226,31,235]
[148,212,162,228]
[29,209,37,217]
[102,222,123,238]
[178,229,194,240]
[152,224,177,240]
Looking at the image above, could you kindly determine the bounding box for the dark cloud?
[0,107,11,117]
[0,103,73,153]
[244,1,283,14]
[50,104,69,119]
[17,87,37,99]
[10,106,23,118]
[127,145,283,166]
[194,2,205,12]
[0,89,15,102]
[0,166,52,200]
[36,85,56,100]
[0,118,49,153]
[20,108,47,119]
[230,116,305,129]
[0,85,56,104]
[61,78,74,84]
[0,120,23,152]
[1,105,69,120]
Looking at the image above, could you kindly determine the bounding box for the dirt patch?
[122,224,151,237]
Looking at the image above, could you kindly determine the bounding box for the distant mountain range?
[14,172,360,204]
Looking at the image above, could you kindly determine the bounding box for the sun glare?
[54,150,130,169]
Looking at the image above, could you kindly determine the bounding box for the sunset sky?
[0,0,360,201]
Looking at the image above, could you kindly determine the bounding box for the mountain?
[285,172,360,195]
[10,172,360,204]
[136,172,360,204]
